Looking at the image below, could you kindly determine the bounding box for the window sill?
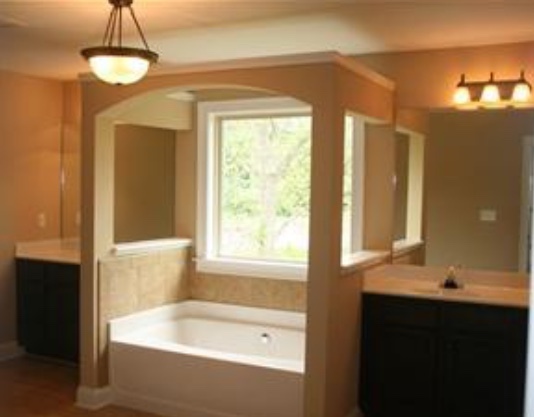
[195,257,307,282]
[111,238,193,256]
[392,239,424,258]
[341,250,390,275]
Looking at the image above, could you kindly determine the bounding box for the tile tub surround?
[97,246,190,383]
[190,272,307,312]
[364,264,529,308]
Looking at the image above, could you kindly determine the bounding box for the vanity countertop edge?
[15,239,81,265]
[364,265,530,308]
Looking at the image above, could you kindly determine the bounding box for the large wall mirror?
[398,107,534,273]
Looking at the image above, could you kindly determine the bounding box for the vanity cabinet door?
[45,263,80,363]
[16,259,80,363]
[439,303,527,417]
[16,260,46,355]
[360,294,440,417]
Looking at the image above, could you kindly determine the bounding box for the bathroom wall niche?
[114,124,176,243]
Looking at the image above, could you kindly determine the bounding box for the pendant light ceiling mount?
[81,0,159,85]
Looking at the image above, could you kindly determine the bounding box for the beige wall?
[358,41,534,109]
[0,71,64,344]
[174,120,197,239]
[114,124,176,243]
[363,124,396,251]
[426,110,534,271]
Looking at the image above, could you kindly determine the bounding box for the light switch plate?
[479,209,497,222]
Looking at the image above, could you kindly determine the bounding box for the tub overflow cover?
[261,333,272,344]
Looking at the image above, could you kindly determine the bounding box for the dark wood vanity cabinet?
[359,294,527,417]
[16,259,80,363]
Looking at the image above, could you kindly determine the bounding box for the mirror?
[398,107,534,273]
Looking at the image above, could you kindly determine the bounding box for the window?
[342,113,365,257]
[197,98,312,280]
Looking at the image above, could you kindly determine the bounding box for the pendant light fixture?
[81,0,158,85]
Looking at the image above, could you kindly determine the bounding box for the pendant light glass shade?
[453,74,471,105]
[480,73,500,104]
[512,71,532,103]
[81,0,158,85]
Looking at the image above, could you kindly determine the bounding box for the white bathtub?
[109,300,306,417]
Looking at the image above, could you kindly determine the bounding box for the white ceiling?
[2,0,534,80]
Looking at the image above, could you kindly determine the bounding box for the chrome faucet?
[442,265,461,289]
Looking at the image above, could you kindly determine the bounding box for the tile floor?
[0,357,160,417]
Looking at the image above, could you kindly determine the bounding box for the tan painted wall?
[397,108,429,135]
[174,124,197,239]
[358,41,534,109]
[426,110,534,271]
[363,124,396,250]
[80,56,395,417]
[114,124,176,243]
[0,71,63,343]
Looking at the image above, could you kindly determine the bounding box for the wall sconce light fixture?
[453,71,532,108]
[80,0,158,85]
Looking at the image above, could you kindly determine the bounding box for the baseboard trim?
[345,406,364,417]
[76,385,113,410]
[0,341,24,361]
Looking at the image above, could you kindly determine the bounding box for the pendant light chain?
[128,6,151,51]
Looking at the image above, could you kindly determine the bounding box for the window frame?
[343,112,366,256]
[196,97,312,281]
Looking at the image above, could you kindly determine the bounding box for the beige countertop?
[364,264,530,308]
[16,239,81,265]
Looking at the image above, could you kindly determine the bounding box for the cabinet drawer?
[441,302,527,336]
[364,294,439,328]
